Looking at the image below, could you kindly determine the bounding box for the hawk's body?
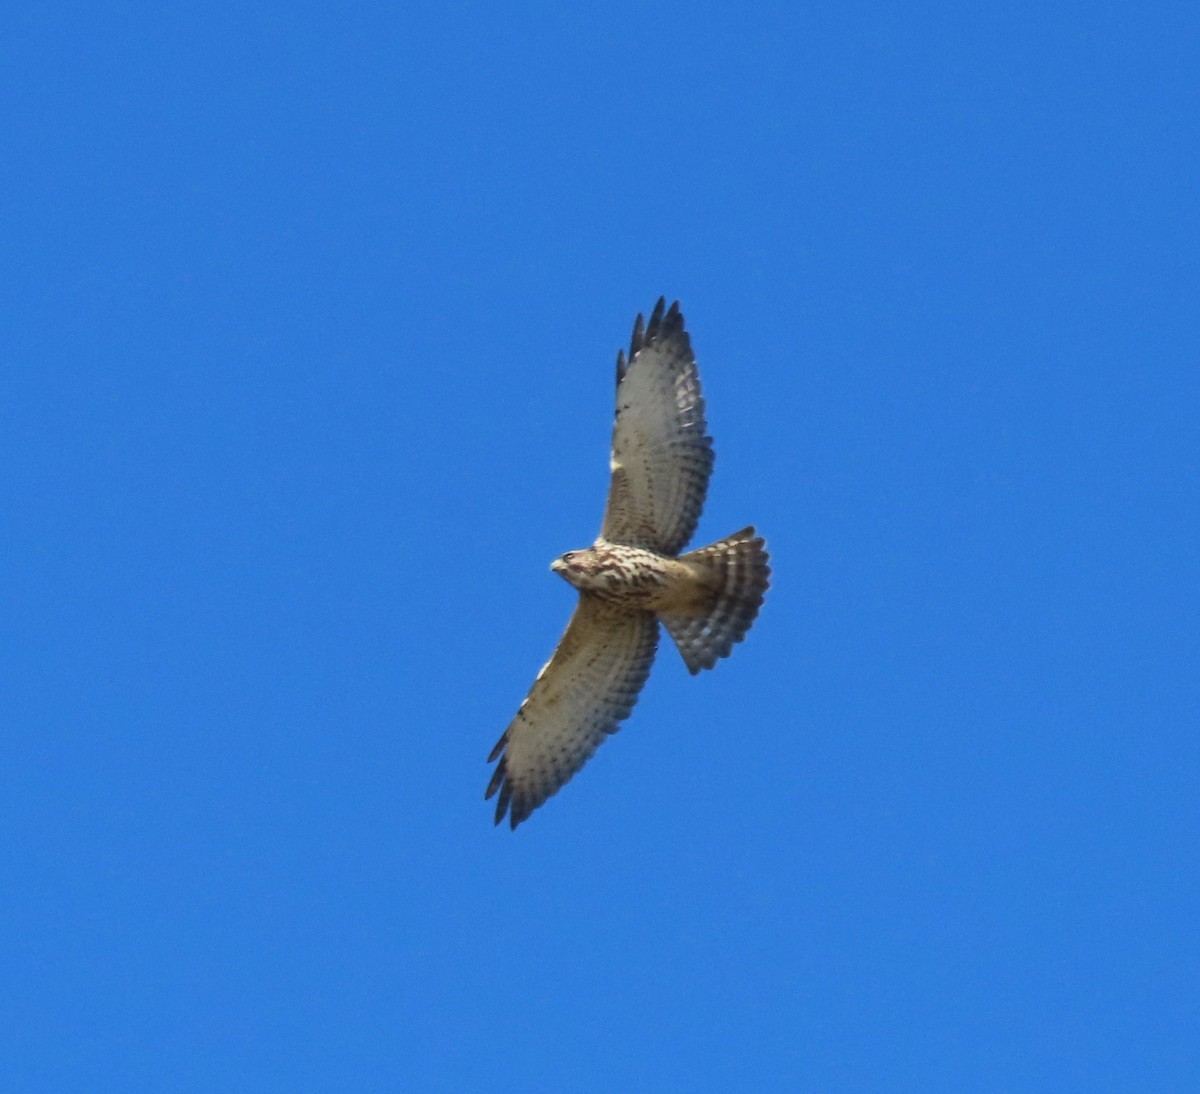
[487,300,770,828]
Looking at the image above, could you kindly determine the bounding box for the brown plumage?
[487,299,770,828]
[660,527,771,675]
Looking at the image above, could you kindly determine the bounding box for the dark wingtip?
[647,297,667,334]
[487,767,531,830]
[485,760,506,800]
[492,780,512,825]
[629,311,646,357]
[628,298,686,361]
[663,300,684,336]
[616,348,627,388]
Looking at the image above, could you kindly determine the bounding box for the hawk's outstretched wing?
[486,596,659,828]
[600,298,714,556]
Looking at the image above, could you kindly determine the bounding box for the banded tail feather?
[660,526,770,675]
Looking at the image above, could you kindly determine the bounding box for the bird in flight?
[486,299,770,828]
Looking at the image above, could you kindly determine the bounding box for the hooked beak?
[550,558,567,575]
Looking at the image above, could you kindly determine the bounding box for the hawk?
[486,299,770,828]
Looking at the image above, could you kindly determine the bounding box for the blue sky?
[3,3,1197,1089]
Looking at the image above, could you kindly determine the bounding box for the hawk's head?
[550,547,623,594]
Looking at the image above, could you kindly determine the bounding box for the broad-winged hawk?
[486,299,770,828]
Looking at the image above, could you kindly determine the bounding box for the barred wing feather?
[486,597,659,828]
[600,299,714,556]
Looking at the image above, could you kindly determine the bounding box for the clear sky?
[3,3,1197,1090]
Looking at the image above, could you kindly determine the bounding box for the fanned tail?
[660,527,770,675]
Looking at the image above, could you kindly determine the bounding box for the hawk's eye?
[562,552,576,562]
